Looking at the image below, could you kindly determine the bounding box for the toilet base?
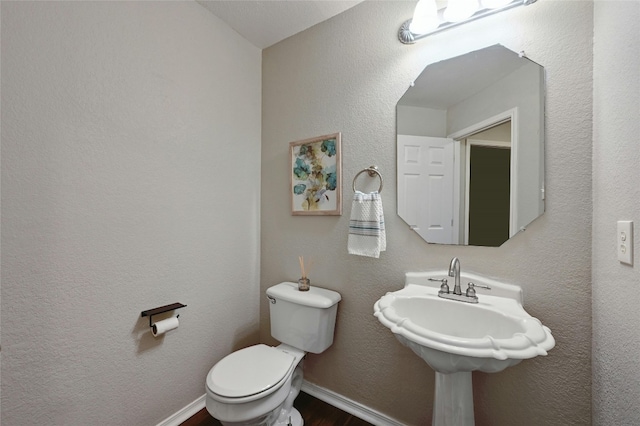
[273,407,303,426]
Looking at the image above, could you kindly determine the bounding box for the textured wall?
[592,1,640,424]
[1,2,261,424]
[262,1,592,424]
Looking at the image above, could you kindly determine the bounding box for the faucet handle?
[429,278,450,294]
[466,282,491,298]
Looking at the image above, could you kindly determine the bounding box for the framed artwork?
[290,133,342,216]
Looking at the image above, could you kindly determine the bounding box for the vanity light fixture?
[399,0,537,44]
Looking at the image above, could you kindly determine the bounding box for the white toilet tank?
[266,282,341,354]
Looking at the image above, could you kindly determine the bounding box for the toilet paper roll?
[152,317,179,337]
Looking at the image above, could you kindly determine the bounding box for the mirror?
[396,45,545,247]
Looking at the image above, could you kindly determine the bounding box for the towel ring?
[352,166,383,193]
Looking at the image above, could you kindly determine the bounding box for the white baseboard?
[156,381,404,426]
[301,381,405,426]
[155,394,206,426]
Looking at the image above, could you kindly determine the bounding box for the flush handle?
[267,295,276,304]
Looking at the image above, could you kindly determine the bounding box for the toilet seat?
[207,344,295,401]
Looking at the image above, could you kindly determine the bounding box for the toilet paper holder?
[141,303,187,327]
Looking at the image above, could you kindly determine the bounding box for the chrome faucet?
[448,257,462,295]
[437,257,491,303]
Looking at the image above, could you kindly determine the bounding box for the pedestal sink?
[374,270,555,425]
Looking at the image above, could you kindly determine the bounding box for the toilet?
[205,282,341,426]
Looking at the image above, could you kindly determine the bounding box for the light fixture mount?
[399,20,417,44]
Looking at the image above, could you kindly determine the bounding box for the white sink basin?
[374,271,555,373]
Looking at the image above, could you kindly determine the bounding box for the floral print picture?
[290,133,342,215]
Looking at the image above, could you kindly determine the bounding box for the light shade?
[443,0,480,22]
[399,0,536,44]
[409,0,440,34]
[482,0,515,8]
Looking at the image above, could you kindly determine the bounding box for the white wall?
[396,105,447,136]
[262,1,592,424]
[1,2,262,424]
[592,1,640,424]
[471,121,511,142]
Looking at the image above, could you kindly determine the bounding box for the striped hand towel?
[348,191,386,258]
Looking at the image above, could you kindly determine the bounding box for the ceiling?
[196,0,365,49]
[398,45,530,109]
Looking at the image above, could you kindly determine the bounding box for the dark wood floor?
[180,391,373,426]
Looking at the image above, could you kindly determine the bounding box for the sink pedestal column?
[433,371,474,426]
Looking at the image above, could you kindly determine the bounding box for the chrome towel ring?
[352,166,383,193]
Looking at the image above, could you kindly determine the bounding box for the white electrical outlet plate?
[617,220,633,265]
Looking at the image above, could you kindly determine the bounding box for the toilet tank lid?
[267,282,341,308]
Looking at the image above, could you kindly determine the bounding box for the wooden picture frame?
[290,133,342,216]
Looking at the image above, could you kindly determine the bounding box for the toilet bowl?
[206,344,305,426]
[205,282,341,426]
